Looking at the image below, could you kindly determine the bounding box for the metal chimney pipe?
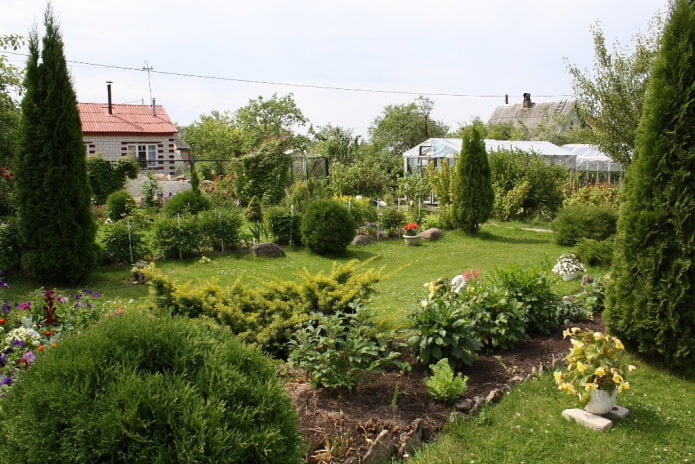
[106,81,113,114]
[152,98,156,116]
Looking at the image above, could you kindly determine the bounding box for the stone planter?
[562,271,579,281]
[584,388,618,415]
[403,235,421,246]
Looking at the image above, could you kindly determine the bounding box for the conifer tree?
[14,6,96,284]
[605,0,695,369]
[451,125,494,234]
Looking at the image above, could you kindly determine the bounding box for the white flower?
[552,253,586,276]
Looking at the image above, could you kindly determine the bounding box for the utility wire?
[1,50,573,98]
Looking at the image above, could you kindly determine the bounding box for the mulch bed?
[285,316,604,463]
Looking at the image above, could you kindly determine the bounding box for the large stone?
[420,227,443,241]
[362,429,396,464]
[562,408,613,431]
[249,242,285,257]
[352,233,374,246]
[398,418,424,458]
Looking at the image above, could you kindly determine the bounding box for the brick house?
[78,94,182,176]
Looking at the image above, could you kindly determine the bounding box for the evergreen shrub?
[301,199,356,255]
[87,157,137,205]
[551,205,618,246]
[265,205,302,245]
[105,189,137,221]
[380,208,405,237]
[0,220,21,271]
[0,311,302,463]
[162,189,211,217]
[574,238,615,266]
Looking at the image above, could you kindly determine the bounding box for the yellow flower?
[560,383,576,394]
[593,332,604,340]
[553,371,562,383]
[576,362,587,374]
[613,374,624,384]
[618,382,630,393]
[571,327,581,334]
[562,328,571,339]
[628,364,637,372]
[570,339,584,349]
[584,383,598,392]
[595,366,606,377]
[614,339,625,350]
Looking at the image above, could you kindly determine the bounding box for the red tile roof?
[77,102,178,135]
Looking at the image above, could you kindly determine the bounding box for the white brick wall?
[84,135,181,175]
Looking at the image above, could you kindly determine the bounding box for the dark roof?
[78,102,178,135]
[487,99,577,129]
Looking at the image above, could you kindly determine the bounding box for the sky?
[2,0,667,138]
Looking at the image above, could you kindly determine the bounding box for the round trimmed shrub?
[101,220,148,264]
[551,205,618,246]
[0,311,302,463]
[151,214,201,258]
[162,189,211,217]
[301,199,356,255]
[197,208,244,251]
[265,205,302,245]
[106,189,137,221]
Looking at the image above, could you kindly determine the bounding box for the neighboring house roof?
[78,102,178,135]
[487,93,577,130]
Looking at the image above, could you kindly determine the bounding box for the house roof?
[78,102,178,135]
[487,99,577,129]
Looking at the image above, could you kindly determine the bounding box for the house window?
[128,144,158,168]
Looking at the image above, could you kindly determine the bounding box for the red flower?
[403,223,419,232]
[0,318,5,325]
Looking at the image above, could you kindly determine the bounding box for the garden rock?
[420,227,443,241]
[250,242,285,257]
[581,274,595,289]
[454,398,474,412]
[362,429,396,464]
[352,233,374,246]
[397,418,424,457]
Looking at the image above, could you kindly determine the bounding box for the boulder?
[352,233,375,246]
[420,227,443,241]
[250,242,285,257]
[362,430,396,464]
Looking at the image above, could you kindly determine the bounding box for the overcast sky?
[2,0,667,137]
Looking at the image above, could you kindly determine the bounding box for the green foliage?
[151,215,201,258]
[145,259,385,358]
[197,208,244,252]
[605,0,695,369]
[234,93,307,151]
[182,111,244,177]
[232,140,291,205]
[301,199,356,255]
[244,195,263,222]
[100,220,148,264]
[408,278,483,368]
[424,358,469,403]
[369,96,448,155]
[490,265,560,335]
[86,157,138,204]
[0,311,302,463]
[452,126,494,234]
[379,208,405,237]
[488,149,568,221]
[310,124,362,166]
[566,16,662,166]
[397,174,431,202]
[265,205,302,245]
[563,182,621,209]
[574,237,615,266]
[141,172,161,208]
[425,161,454,205]
[328,160,392,197]
[105,189,136,221]
[15,7,96,284]
[551,205,618,246]
[162,189,212,217]
[288,304,405,390]
[420,213,444,230]
[0,220,21,270]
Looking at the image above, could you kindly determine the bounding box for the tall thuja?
[605,0,695,369]
[15,7,96,284]
[451,125,494,234]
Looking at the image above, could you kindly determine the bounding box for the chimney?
[151,98,156,116]
[522,93,532,109]
[106,81,113,114]
[505,94,509,105]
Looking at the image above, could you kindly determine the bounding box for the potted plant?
[552,253,586,281]
[554,327,636,414]
[402,222,420,246]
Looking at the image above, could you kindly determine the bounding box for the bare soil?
[285,316,604,463]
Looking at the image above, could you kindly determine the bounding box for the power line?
[1,50,573,99]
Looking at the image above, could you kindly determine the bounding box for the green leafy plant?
[574,237,615,266]
[162,189,212,217]
[551,205,618,246]
[265,205,302,245]
[197,207,244,252]
[151,214,201,258]
[301,199,356,255]
[105,189,137,221]
[100,220,148,264]
[87,157,138,204]
[288,304,406,390]
[424,358,469,402]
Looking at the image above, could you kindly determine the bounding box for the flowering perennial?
[551,253,586,276]
[554,328,636,404]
